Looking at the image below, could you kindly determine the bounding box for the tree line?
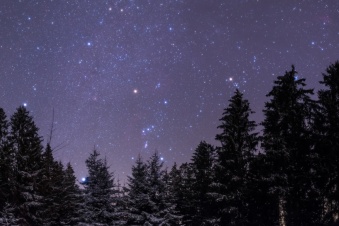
[0,61,339,225]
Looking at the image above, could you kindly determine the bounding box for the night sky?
[1,0,338,182]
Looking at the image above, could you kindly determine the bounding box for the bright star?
[133,89,138,94]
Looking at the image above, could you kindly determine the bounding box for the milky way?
[1,0,338,182]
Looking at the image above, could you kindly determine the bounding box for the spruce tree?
[261,66,319,225]
[39,143,65,225]
[9,106,45,225]
[0,108,12,212]
[176,163,195,225]
[162,169,181,226]
[60,162,84,225]
[112,178,130,225]
[39,144,75,225]
[246,152,277,226]
[83,149,116,225]
[0,108,17,224]
[315,61,339,224]
[143,151,171,225]
[167,162,180,206]
[190,141,215,225]
[127,154,150,225]
[211,89,258,226]
[167,163,182,219]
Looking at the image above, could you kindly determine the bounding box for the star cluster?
[1,0,338,181]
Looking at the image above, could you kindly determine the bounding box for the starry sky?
[1,0,338,182]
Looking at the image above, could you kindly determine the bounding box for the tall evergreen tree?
[246,152,277,226]
[83,149,116,225]
[190,141,215,225]
[162,168,181,226]
[0,108,12,212]
[167,162,180,206]
[175,163,195,225]
[261,66,319,225]
[37,158,85,225]
[39,144,69,225]
[211,89,258,226]
[9,106,45,226]
[127,154,150,225]
[314,61,339,224]
[60,162,84,225]
[143,151,170,225]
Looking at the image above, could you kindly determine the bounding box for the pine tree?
[9,106,45,225]
[162,169,182,226]
[261,66,319,225]
[314,61,339,224]
[211,89,258,226]
[246,152,277,226]
[39,143,65,225]
[167,162,180,206]
[60,162,84,225]
[146,152,166,217]
[0,108,12,212]
[83,149,116,225]
[190,141,215,225]
[143,151,169,225]
[111,178,130,225]
[167,163,182,219]
[127,154,150,225]
[175,163,195,225]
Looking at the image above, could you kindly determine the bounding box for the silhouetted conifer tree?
[261,66,319,225]
[143,152,173,225]
[83,149,116,225]
[0,108,12,212]
[9,106,45,225]
[167,162,180,206]
[60,162,84,225]
[190,141,215,225]
[39,144,65,225]
[126,154,149,225]
[211,89,258,226]
[174,163,195,225]
[314,61,339,224]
